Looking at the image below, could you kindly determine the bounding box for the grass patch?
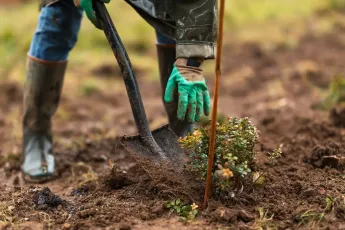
[296,195,342,228]
[313,74,345,110]
[252,208,275,230]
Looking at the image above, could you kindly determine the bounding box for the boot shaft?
[23,58,67,138]
[156,44,193,137]
[157,44,176,96]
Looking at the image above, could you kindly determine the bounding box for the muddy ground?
[1,4,345,230]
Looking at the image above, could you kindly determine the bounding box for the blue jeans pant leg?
[28,0,83,62]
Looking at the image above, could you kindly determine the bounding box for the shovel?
[93,1,185,169]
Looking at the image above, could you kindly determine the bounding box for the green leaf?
[181,206,189,212]
[253,172,265,185]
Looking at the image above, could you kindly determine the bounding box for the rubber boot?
[157,44,193,137]
[22,57,66,182]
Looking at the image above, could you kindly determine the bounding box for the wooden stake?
[203,0,225,208]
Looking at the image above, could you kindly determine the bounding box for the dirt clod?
[119,223,132,230]
[321,155,345,170]
[211,207,238,222]
[32,187,66,211]
[305,142,345,169]
[330,106,345,127]
[237,210,254,222]
[336,206,345,220]
[78,208,97,218]
[105,172,134,189]
[71,186,89,196]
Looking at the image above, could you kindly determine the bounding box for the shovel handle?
[93,1,165,158]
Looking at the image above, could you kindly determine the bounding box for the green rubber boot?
[22,57,66,182]
[157,44,193,137]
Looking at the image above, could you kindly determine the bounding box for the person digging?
[22,0,218,182]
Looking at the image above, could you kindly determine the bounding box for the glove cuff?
[174,58,204,68]
[174,58,205,82]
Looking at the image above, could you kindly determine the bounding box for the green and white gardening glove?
[74,0,111,29]
[164,58,211,123]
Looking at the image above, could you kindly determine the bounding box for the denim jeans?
[28,0,176,62]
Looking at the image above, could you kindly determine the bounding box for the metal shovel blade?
[120,125,186,171]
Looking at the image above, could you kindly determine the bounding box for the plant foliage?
[180,117,259,194]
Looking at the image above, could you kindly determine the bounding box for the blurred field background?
[1,0,345,82]
[1,0,345,147]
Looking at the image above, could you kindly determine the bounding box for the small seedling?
[108,160,117,177]
[324,196,336,212]
[164,199,199,222]
[180,117,259,194]
[267,146,282,166]
[298,210,324,227]
[297,195,340,227]
[252,207,275,230]
[253,146,282,186]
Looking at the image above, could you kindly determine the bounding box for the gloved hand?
[74,0,110,29]
[164,58,210,123]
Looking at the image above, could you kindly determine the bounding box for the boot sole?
[21,171,56,184]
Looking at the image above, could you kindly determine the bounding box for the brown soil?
[1,12,345,230]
